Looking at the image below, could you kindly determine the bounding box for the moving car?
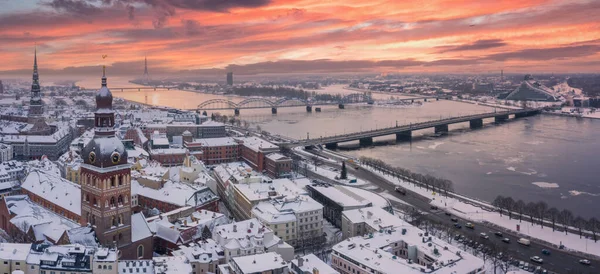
[480,232,489,239]
[394,186,406,195]
[541,249,551,255]
[530,256,543,264]
[494,231,503,237]
[518,238,531,246]
[502,237,510,243]
[465,223,475,229]
[454,223,462,229]
[579,259,591,265]
[450,217,458,222]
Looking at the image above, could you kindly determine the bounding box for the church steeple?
[30,47,42,106]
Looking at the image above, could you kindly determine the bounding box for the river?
[98,80,599,219]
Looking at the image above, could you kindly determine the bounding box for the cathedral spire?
[102,65,107,87]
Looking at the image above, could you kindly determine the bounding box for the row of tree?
[492,195,599,242]
[359,156,454,196]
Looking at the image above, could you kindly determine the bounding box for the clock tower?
[80,67,132,248]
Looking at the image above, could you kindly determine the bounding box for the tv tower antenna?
[143,55,150,84]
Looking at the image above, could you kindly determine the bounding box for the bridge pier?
[315,107,322,112]
[234,108,240,115]
[434,124,449,135]
[359,137,373,146]
[494,114,509,123]
[396,131,412,142]
[325,143,338,149]
[411,99,414,103]
[338,104,345,109]
[271,107,278,114]
[202,111,208,116]
[424,98,428,102]
[469,119,483,129]
[436,98,439,101]
[306,106,312,112]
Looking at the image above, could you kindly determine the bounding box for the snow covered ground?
[304,162,369,186]
[362,164,600,258]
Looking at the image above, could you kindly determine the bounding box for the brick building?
[79,70,153,260]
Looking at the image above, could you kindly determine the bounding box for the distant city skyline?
[0,0,599,76]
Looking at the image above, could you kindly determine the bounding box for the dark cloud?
[135,0,272,13]
[43,0,103,15]
[436,39,507,53]
[484,45,600,61]
[182,19,203,36]
[126,4,135,20]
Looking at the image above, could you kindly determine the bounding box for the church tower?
[26,48,51,135]
[80,67,132,248]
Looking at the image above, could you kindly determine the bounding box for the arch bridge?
[195,93,377,114]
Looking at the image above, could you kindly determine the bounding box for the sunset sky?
[1,0,599,76]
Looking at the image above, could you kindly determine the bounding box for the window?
[98,266,102,269]
[3,261,7,265]
[137,245,144,259]
[15,262,20,265]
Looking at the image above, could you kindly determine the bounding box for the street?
[301,148,599,274]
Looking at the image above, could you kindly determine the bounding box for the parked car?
[530,256,543,264]
[466,223,475,229]
[579,259,591,265]
[444,212,452,216]
[454,223,462,229]
[502,238,511,243]
[494,231,503,237]
[480,233,489,239]
[519,261,525,268]
[541,249,551,256]
[451,217,458,222]
[430,205,439,210]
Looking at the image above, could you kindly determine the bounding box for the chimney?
[298,257,304,267]
[250,222,254,228]
[233,224,237,232]
[367,211,373,219]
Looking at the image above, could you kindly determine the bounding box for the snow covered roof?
[334,228,484,274]
[132,180,214,207]
[131,213,153,242]
[234,136,279,153]
[198,120,224,127]
[234,178,308,203]
[0,243,31,261]
[252,195,322,224]
[342,206,409,231]
[193,137,237,147]
[119,260,154,274]
[265,153,290,162]
[153,255,192,274]
[290,254,338,274]
[231,252,287,273]
[171,239,224,264]
[5,195,80,243]
[21,169,81,216]
[307,185,372,208]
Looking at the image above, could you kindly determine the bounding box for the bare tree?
[525,202,537,224]
[492,196,505,216]
[587,218,599,242]
[559,209,573,235]
[514,200,526,223]
[573,216,587,239]
[546,207,560,231]
[536,201,548,228]
[504,197,515,220]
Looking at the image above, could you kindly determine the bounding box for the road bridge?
[112,86,178,91]
[285,108,542,148]
[194,94,442,115]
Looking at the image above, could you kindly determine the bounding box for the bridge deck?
[289,108,541,147]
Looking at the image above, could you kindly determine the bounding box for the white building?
[213,218,294,262]
[341,206,408,240]
[251,194,323,247]
[0,143,13,162]
[171,239,224,274]
[217,252,289,274]
[331,224,484,274]
[153,256,192,274]
[289,254,339,274]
